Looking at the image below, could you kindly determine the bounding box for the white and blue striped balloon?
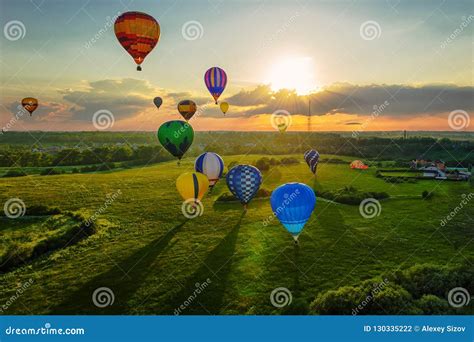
[195,152,224,188]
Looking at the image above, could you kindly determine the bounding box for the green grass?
[0,154,472,314]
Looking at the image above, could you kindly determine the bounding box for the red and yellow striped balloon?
[114,11,160,71]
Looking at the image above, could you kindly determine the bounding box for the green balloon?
[157,120,194,160]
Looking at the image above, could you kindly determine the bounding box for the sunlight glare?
[266,57,317,95]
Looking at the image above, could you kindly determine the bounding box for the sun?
[265,57,318,95]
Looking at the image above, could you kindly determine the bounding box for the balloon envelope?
[153,97,163,109]
[176,172,209,202]
[21,97,38,115]
[220,102,229,115]
[350,160,368,169]
[270,183,316,240]
[157,120,194,160]
[177,100,197,121]
[204,67,227,104]
[304,149,320,175]
[114,11,160,71]
[226,165,262,205]
[195,152,224,188]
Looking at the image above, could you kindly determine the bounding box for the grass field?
[0,154,472,314]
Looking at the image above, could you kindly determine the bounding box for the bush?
[255,158,270,171]
[40,168,62,176]
[310,261,474,315]
[415,295,451,314]
[3,170,27,177]
[280,157,299,165]
[317,187,389,205]
[26,205,61,216]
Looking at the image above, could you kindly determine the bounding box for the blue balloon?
[304,149,320,174]
[226,165,262,207]
[270,183,316,241]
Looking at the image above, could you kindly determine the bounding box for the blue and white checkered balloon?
[226,164,262,205]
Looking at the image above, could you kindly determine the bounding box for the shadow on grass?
[50,221,186,314]
[159,212,245,314]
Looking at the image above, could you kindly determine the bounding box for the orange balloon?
[114,12,160,71]
[21,97,38,116]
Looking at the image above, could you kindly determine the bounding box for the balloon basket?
[136,65,142,71]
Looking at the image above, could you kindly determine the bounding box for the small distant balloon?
[21,97,38,116]
[220,102,229,115]
[177,100,197,121]
[270,183,316,242]
[304,149,320,175]
[204,67,227,104]
[153,97,163,109]
[350,160,368,170]
[114,11,160,71]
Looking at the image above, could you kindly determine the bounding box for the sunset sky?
[0,0,472,131]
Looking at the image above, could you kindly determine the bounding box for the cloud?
[61,78,154,122]
[224,83,474,118]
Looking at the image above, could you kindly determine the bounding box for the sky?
[0,0,472,132]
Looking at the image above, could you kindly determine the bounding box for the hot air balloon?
[176,172,209,202]
[177,100,197,121]
[177,172,209,218]
[195,152,224,190]
[153,97,163,109]
[114,11,160,71]
[270,183,316,243]
[21,97,38,116]
[157,120,194,162]
[226,165,262,209]
[220,102,229,115]
[204,67,227,104]
[350,160,368,170]
[304,149,320,175]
